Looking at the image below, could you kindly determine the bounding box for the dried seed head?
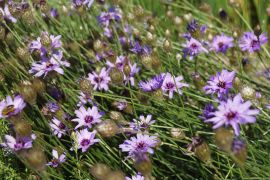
[166,10,174,19]
[170,128,185,139]
[134,5,144,19]
[26,147,47,171]
[240,85,256,100]
[199,3,212,13]
[103,170,125,180]
[6,32,15,45]
[32,78,46,95]
[14,119,32,137]
[165,29,171,38]
[123,63,131,76]
[214,127,234,152]
[90,163,112,179]
[19,83,37,105]
[79,78,93,96]
[22,10,35,25]
[27,174,41,180]
[174,16,183,26]
[40,33,51,47]
[183,13,193,21]
[146,31,156,44]
[109,67,124,84]
[96,120,119,138]
[17,47,31,64]
[149,25,155,33]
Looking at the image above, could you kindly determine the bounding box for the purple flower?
[124,62,140,86]
[232,138,246,154]
[72,106,102,129]
[130,41,152,55]
[205,94,259,136]
[199,103,216,121]
[72,0,94,8]
[47,149,66,168]
[183,38,208,59]
[204,70,235,97]
[97,7,122,27]
[126,174,145,180]
[0,5,17,23]
[76,129,99,152]
[119,134,158,158]
[49,117,67,138]
[77,91,94,107]
[130,115,155,131]
[1,134,36,151]
[139,74,165,92]
[88,67,111,91]
[238,32,268,53]
[45,102,60,113]
[0,95,26,118]
[29,51,70,77]
[161,73,189,99]
[114,99,128,110]
[210,34,234,53]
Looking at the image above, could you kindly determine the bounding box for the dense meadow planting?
[1,0,270,179]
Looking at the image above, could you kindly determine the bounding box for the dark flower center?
[217,81,226,89]
[218,42,224,48]
[191,43,198,49]
[251,40,259,48]
[94,77,103,83]
[136,141,146,150]
[46,62,54,68]
[51,158,59,166]
[58,122,66,129]
[2,105,15,116]
[166,82,175,89]
[84,115,94,124]
[226,111,237,120]
[81,139,90,146]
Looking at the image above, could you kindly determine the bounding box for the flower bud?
[146,32,156,45]
[17,47,31,64]
[123,104,134,115]
[26,147,47,171]
[0,10,3,22]
[19,83,37,105]
[93,39,103,53]
[27,174,41,180]
[152,89,164,101]
[232,139,247,167]
[240,85,256,100]
[103,170,125,180]
[233,77,242,90]
[194,140,211,163]
[183,13,193,21]
[134,155,152,175]
[123,64,131,76]
[96,120,119,138]
[14,120,32,137]
[90,163,111,179]
[109,111,127,124]
[170,128,185,139]
[32,78,46,95]
[192,73,205,90]
[149,25,155,33]
[79,78,93,96]
[166,10,174,19]
[22,10,35,25]
[134,5,144,20]
[163,39,172,52]
[109,67,124,84]
[6,32,15,45]
[133,28,141,38]
[174,16,183,26]
[214,127,234,152]
[0,26,5,40]
[141,55,153,70]
[40,33,51,47]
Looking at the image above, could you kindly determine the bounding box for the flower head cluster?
[130,41,152,56]
[204,70,235,97]
[29,32,70,77]
[238,32,268,53]
[1,134,36,152]
[161,73,189,99]
[88,68,111,91]
[205,94,259,136]
[49,117,68,138]
[130,115,156,131]
[106,55,140,86]
[76,129,99,152]
[139,74,165,92]
[72,106,102,129]
[0,95,26,119]
[183,38,208,59]
[47,149,66,168]
[119,133,158,159]
[210,34,234,53]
